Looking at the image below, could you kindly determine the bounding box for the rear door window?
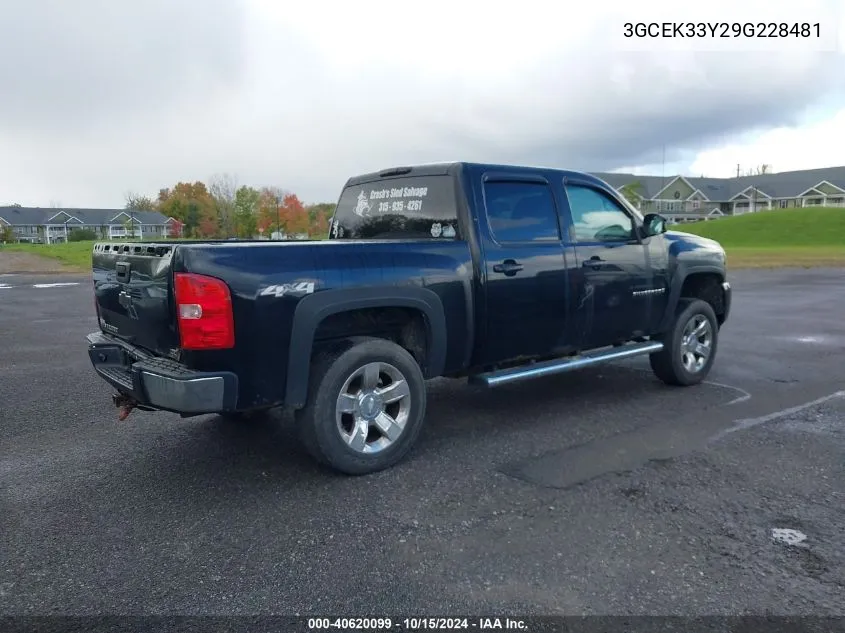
[331,175,461,239]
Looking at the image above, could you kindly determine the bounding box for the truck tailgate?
[92,243,180,357]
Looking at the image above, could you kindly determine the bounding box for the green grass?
[3,209,843,272]
[1,240,98,270]
[0,236,330,272]
[674,207,845,268]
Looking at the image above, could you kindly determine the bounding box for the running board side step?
[468,341,664,388]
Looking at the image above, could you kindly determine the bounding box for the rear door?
[560,179,653,349]
[476,172,573,365]
[93,242,180,356]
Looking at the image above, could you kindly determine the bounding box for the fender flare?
[657,263,725,332]
[285,286,448,408]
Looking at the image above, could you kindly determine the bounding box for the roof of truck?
[344,162,612,189]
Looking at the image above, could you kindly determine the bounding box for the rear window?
[330,175,461,240]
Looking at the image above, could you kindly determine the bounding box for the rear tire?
[295,338,427,475]
[649,298,719,386]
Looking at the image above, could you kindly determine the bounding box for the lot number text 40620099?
[306,617,528,630]
[623,22,821,38]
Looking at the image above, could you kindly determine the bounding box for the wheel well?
[680,273,726,323]
[313,307,430,372]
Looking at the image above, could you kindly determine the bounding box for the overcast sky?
[1,0,844,207]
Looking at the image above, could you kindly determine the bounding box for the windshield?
[329,175,461,240]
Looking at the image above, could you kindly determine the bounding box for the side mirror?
[642,213,667,237]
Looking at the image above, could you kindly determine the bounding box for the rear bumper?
[86,331,238,414]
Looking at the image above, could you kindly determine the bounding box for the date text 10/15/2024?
[623,22,821,38]
[307,617,528,630]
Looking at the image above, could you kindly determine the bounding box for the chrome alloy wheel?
[680,314,713,373]
[335,361,412,454]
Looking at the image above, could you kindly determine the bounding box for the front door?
[561,180,653,350]
[478,175,572,365]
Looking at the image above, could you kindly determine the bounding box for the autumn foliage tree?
[256,187,284,235]
[157,181,217,238]
[307,203,335,237]
[169,218,184,238]
[253,191,311,236]
[311,210,330,237]
[130,176,336,239]
[282,193,309,235]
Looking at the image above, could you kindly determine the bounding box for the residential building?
[0,207,179,243]
[593,165,845,224]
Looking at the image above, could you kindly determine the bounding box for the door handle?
[493,259,523,275]
[582,256,604,269]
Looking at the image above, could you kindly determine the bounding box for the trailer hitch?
[112,393,138,421]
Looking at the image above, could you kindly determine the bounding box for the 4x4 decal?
[259,282,316,298]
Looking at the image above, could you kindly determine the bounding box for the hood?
[664,230,727,264]
[665,230,724,251]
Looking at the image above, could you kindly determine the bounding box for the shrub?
[68,229,98,242]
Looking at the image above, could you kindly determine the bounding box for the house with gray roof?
[592,165,845,224]
[0,206,178,244]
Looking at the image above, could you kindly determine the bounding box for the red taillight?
[174,273,235,350]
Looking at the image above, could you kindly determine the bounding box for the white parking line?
[628,366,753,406]
[709,390,845,443]
[0,281,83,290]
[702,379,752,406]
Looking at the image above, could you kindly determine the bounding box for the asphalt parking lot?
[1,268,843,616]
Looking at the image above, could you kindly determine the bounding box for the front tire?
[649,298,719,386]
[295,338,427,475]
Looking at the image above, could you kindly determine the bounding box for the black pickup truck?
[87,162,731,474]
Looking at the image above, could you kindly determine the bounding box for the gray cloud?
[0,0,246,132]
[1,3,843,207]
[416,50,844,173]
[270,48,845,202]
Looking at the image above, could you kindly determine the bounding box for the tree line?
[125,174,336,239]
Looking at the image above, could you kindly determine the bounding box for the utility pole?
[276,195,281,240]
